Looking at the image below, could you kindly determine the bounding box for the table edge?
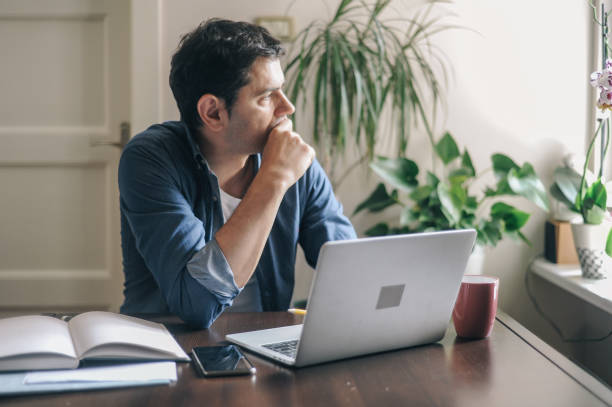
[496,311,612,405]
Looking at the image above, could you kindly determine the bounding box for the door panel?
[0,16,105,126]
[0,0,129,314]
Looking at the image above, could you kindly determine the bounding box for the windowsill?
[530,257,612,315]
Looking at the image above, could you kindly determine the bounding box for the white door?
[0,0,129,314]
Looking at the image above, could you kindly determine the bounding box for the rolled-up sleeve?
[299,159,357,268]
[118,142,234,328]
[186,238,241,302]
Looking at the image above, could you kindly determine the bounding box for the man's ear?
[196,94,228,132]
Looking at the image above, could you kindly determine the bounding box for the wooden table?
[1,311,611,406]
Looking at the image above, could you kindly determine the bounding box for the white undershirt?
[219,187,262,312]
[219,188,241,223]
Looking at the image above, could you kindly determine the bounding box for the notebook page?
[68,312,187,360]
[0,315,76,360]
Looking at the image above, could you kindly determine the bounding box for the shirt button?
[212,196,218,202]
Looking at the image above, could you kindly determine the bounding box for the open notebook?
[0,311,190,372]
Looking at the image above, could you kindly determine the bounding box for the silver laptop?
[226,229,476,367]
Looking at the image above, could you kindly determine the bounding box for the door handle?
[92,122,130,149]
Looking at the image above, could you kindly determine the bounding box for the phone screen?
[191,345,255,377]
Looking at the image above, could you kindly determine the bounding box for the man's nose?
[276,91,295,116]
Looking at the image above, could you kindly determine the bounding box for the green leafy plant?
[354,132,549,247]
[285,0,454,185]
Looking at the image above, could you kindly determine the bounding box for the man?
[118,19,356,329]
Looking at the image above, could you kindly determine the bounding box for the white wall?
[132,0,594,333]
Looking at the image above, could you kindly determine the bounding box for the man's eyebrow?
[255,82,285,96]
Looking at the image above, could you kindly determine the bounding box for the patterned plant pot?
[570,222,612,279]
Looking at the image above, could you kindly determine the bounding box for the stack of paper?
[0,361,177,396]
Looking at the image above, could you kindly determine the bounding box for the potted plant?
[550,157,612,279]
[549,4,612,279]
[550,129,612,279]
[354,131,549,274]
[285,0,454,187]
[549,102,612,279]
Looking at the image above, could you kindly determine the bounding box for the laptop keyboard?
[262,339,299,359]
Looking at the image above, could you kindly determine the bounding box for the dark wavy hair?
[169,19,285,131]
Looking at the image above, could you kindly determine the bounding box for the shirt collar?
[180,121,214,174]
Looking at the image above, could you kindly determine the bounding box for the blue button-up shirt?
[118,121,356,328]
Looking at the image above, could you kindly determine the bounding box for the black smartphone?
[191,345,256,377]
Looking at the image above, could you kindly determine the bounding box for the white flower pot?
[463,244,485,275]
[570,222,612,279]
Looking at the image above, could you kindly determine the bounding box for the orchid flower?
[591,59,612,110]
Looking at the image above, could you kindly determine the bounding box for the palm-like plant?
[285,0,454,186]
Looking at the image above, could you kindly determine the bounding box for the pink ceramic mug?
[452,275,499,339]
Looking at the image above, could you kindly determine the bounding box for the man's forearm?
[214,174,287,287]
[215,118,314,288]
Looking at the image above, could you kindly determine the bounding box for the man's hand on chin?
[259,118,315,191]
